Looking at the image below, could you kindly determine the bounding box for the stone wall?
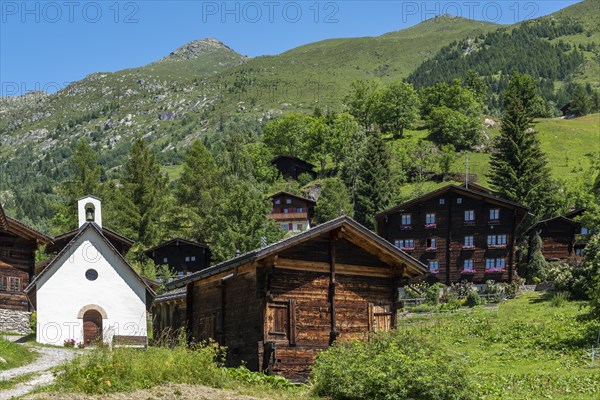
[0,309,31,335]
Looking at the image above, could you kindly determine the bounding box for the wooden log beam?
[275,258,397,278]
[329,230,339,345]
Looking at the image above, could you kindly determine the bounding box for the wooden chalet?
[145,238,211,278]
[268,192,316,232]
[160,216,426,381]
[0,204,51,312]
[271,155,317,181]
[528,208,589,264]
[375,184,529,285]
[46,226,133,256]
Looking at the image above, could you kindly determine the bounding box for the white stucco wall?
[35,227,147,345]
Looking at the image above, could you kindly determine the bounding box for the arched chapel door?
[83,309,103,346]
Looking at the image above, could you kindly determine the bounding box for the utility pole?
[465,152,470,189]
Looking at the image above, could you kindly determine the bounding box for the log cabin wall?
[535,219,583,264]
[0,231,37,311]
[377,189,519,284]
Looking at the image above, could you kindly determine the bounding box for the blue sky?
[0,1,580,95]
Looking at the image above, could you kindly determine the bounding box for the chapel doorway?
[83,309,103,346]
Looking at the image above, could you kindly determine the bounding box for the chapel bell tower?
[77,195,102,228]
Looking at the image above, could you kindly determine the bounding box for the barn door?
[83,310,103,346]
[368,303,392,332]
[266,299,296,345]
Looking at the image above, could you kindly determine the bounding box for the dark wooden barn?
[145,238,211,278]
[268,191,316,232]
[375,184,529,284]
[271,155,317,181]
[160,216,426,381]
[0,204,51,312]
[528,208,589,264]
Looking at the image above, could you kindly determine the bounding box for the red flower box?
[460,270,476,274]
[424,223,437,229]
[400,225,413,230]
[488,244,507,249]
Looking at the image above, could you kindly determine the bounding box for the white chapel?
[26,196,154,346]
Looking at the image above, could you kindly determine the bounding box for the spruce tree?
[117,137,168,250]
[50,140,103,235]
[354,134,392,229]
[173,140,222,242]
[488,74,556,219]
[314,178,354,224]
[525,232,548,282]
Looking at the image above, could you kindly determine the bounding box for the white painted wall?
[35,227,147,345]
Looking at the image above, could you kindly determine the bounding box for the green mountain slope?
[0,4,598,228]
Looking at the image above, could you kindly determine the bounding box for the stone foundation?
[0,309,31,335]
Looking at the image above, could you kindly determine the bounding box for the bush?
[410,304,437,313]
[550,291,570,307]
[51,342,227,394]
[426,283,446,305]
[311,330,473,400]
[465,291,482,307]
[451,280,474,298]
[439,299,462,311]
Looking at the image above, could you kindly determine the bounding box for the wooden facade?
[268,192,315,232]
[160,217,426,381]
[375,184,529,284]
[529,209,589,264]
[0,205,50,311]
[271,155,317,181]
[145,238,211,277]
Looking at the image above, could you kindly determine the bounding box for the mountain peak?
[160,38,239,62]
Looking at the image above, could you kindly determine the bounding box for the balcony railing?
[268,212,308,220]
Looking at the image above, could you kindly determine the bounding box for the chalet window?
[498,235,507,245]
[280,224,288,231]
[575,248,585,256]
[439,198,445,205]
[286,199,292,204]
[8,277,20,292]
[465,210,475,222]
[297,207,303,213]
[425,213,436,228]
[0,276,6,291]
[266,299,296,345]
[463,259,474,272]
[394,239,414,250]
[428,261,439,274]
[185,256,190,262]
[581,227,589,235]
[177,271,184,277]
[275,199,281,205]
[457,197,463,204]
[489,209,500,222]
[283,208,289,214]
[296,224,303,231]
[426,238,436,250]
[191,256,196,261]
[163,257,168,263]
[487,235,507,248]
[464,236,474,248]
[485,259,505,272]
[401,214,412,227]
[288,223,293,231]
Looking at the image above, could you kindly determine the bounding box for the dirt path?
[0,345,78,400]
[23,384,272,400]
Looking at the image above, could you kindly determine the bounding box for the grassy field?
[397,292,600,399]
[0,337,35,370]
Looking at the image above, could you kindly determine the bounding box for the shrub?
[465,291,482,307]
[550,291,570,307]
[226,366,296,390]
[451,280,474,298]
[426,283,446,305]
[410,304,437,313]
[311,330,473,400]
[404,282,429,299]
[439,299,461,311]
